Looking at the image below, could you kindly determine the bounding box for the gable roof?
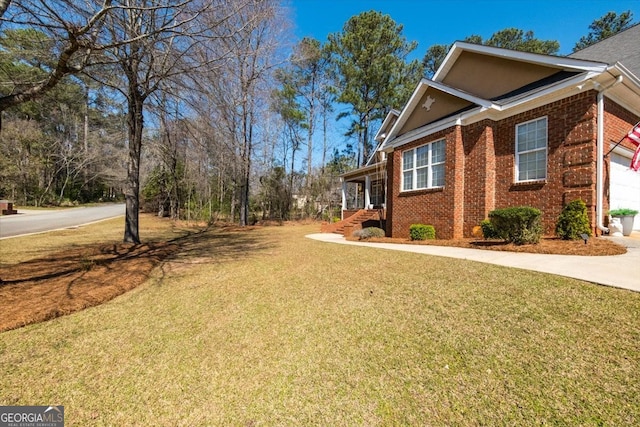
[434,42,607,82]
[569,23,640,79]
[432,42,607,101]
[378,79,495,150]
[379,45,610,151]
[360,109,402,167]
[373,109,400,143]
[375,27,640,156]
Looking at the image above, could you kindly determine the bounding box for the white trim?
[374,109,400,142]
[382,69,607,154]
[610,63,640,88]
[493,73,598,112]
[612,145,635,158]
[401,139,446,192]
[380,79,492,151]
[382,72,608,153]
[383,116,463,152]
[515,116,548,183]
[433,42,608,82]
[602,65,640,117]
[427,80,494,108]
[377,49,640,176]
[596,76,624,233]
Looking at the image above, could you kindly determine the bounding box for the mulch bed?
[355,236,627,256]
[0,242,178,332]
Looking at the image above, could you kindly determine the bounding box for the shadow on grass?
[0,225,275,332]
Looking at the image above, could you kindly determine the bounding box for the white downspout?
[340,178,347,220]
[595,76,623,234]
[364,175,371,209]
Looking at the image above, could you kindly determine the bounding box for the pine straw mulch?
[0,241,179,333]
[351,236,627,256]
[0,223,271,333]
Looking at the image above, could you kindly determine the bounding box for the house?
[338,24,640,239]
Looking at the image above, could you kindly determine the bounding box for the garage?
[610,150,640,231]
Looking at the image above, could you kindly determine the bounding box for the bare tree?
[84,0,218,243]
[0,1,150,115]
[0,0,203,242]
[189,0,286,226]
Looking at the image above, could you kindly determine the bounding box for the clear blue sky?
[289,0,639,57]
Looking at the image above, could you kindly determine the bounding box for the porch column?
[340,178,347,220]
[364,175,371,209]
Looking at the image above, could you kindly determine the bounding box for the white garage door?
[610,151,640,230]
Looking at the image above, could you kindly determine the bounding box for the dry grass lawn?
[0,216,639,425]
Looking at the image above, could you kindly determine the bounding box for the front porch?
[339,162,387,220]
[320,208,386,235]
[320,161,388,236]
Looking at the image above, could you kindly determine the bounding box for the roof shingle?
[569,23,640,78]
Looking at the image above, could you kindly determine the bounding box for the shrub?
[480,219,500,239]
[409,224,436,240]
[488,206,542,245]
[353,227,385,240]
[609,208,639,216]
[556,199,591,240]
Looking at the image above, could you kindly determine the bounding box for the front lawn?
[1,218,638,425]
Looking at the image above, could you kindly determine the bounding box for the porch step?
[321,209,381,235]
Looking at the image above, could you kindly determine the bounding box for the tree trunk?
[239,104,253,226]
[239,154,250,226]
[123,93,144,244]
[307,106,313,185]
[362,115,370,165]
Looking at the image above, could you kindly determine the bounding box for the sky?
[289,0,639,58]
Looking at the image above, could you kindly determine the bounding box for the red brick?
[385,91,639,238]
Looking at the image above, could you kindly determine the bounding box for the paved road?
[0,204,125,239]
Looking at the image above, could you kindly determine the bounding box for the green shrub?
[480,219,500,239]
[409,224,436,240]
[353,227,386,240]
[609,208,639,216]
[488,206,542,245]
[556,199,591,240]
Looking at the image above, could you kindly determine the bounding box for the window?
[371,180,384,206]
[402,139,445,191]
[516,117,547,182]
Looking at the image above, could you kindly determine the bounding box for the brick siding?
[386,91,639,239]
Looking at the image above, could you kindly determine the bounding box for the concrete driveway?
[306,232,640,293]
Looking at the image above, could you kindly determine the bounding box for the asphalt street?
[0,204,125,239]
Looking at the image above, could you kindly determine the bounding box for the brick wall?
[493,91,597,235]
[387,127,461,239]
[386,90,640,238]
[462,119,496,236]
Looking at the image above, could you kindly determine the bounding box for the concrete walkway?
[306,233,640,293]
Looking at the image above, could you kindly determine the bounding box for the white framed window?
[402,139,445,191]
[515,117,547,182]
